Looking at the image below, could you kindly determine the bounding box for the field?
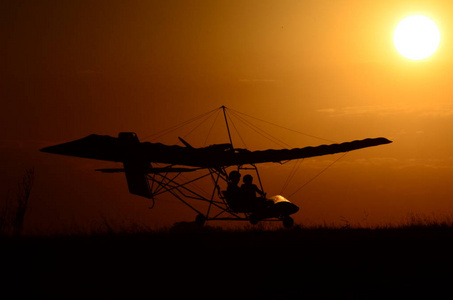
[2,224,453,299]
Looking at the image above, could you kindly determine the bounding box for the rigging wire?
[143,107,219,141]
[177,172,212,199]
[227,109,292,149]
[182,110,219,140]
[151,162,212,199]
[226,111,248,148]
[280,159,303,195]
[141,105,344,202]
[203,109,221,146]
[287,152,348,198]
[228,107,337,143]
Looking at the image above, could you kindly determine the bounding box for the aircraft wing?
[41,133,391,168]
[224,137,392,166]
[138,137,391,167]
[40,133,231,165]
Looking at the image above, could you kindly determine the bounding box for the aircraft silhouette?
[41,106,392,227]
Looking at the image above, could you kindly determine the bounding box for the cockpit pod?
[268,195,300,216]
[248,195,300,228]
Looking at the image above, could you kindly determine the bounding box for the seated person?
[241,174,270,210]
[224,171,246,211]
[226,170,241,195]
[241,174,265,198]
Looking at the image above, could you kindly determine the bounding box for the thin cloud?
[317,104,453,118]
[239,79,276,83]
[350,156,453,170]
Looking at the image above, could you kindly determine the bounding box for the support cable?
[226,111,248,149]
[143,107,219,141]
[288,153,348,198]
[228,109,291,149]
[203,109,221,146]
[280,159,303,195]
[229,107,336,143]
[182,110,219,140]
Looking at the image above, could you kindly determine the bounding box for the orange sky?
[2,0,453,233]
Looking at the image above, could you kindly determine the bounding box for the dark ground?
[2,226,453,299]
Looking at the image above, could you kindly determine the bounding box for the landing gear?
[249,214,294,228]
[282,216,294,228]
[249,214,260,225]
[195,214,206,226]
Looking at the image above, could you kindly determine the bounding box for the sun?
[393,15,440,60]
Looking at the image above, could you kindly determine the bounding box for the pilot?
[226,170,242,196]
[225,170,245,211]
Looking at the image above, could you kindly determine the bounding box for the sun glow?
[393,15,440,60]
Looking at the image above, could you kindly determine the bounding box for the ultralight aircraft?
[41,106,392,228]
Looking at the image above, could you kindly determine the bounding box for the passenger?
[241,174,269,210]
[241,174,265,199]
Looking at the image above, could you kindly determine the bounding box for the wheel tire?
[249,214,259,225]
[195,214,206,226]
[282,216,294,228]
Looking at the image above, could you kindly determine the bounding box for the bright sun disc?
[393,15,440,60]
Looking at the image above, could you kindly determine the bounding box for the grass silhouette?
[2,215,453,299]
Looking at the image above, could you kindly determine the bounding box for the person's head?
[228,171,241,184]
[243,174,253,184]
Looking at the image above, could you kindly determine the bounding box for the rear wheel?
[195,214,206,226]
[282,216,294,228]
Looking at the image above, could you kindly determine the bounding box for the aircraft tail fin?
[118,132,152,198]
[123,161,152,198]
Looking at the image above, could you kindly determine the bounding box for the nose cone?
[274,201,299,215]
[268,195,300,216]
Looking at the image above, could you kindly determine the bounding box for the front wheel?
[249,214,260,225]
[282,216,294,228]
